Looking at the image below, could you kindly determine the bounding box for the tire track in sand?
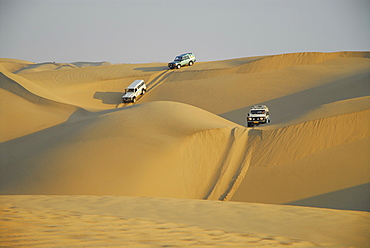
[204,128,261,201]
[145,69,173,93]
[118,70,172,108]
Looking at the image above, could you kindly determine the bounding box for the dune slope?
[231,108,370,207]
[0,101,252,200]
[0,71,81,142]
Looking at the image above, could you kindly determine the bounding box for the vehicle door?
[138,84,144,94]
[134,87,139,97]
[182,55,190,66]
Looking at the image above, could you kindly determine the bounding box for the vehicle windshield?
[174,56,182,61]
[251,110,265,114]
[126,89,135,92]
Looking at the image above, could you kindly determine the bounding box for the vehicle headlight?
[248,117,252,120]
[260,117,264,120]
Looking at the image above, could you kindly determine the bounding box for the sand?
[1,51,369,247]
[2,195,369,247]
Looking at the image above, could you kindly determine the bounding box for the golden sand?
[1,52,369,247]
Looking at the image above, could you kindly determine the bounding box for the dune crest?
[230,105,370,204]
[255,109,369,168]
[0,101,253,201]
[0,71,81,142]
[161,51,370,82]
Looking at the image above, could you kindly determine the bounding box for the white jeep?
[122,80,147,103]
[247,105,271,127]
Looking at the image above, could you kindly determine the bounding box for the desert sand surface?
[1,195,369,248]
[1,52,369,247]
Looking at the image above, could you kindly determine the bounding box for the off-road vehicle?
[168,53,196,69]
[247,105,271,127]
[122,80,146,103]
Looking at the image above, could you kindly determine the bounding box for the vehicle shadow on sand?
[134,66,169,72]
[93,92,123,105]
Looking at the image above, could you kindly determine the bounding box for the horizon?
[1,0,369,64]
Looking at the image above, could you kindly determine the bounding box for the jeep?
[247,105,271,127]
[122,80,146,103]
[168,53,196,69]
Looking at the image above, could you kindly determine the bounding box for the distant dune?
[1,52,369,247]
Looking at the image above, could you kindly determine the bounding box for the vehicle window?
[175,56,182,61]
[184,56,189,59]
[127,89,135,92]
[251,110,265,114]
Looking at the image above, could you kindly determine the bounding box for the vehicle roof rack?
[251,105,268,109]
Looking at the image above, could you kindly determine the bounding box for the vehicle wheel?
[132,97,136,103]
[141,89,146,95]
[189,61,193,66]
[247,123,252,127]
[176,64,181,69]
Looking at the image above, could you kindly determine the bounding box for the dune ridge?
[13,62,159,86]
[0,71,82,142]
[142,52,370,118]
[160,51,370,82]
[229,108,370,206]
[0,101,253,200]
[255,109,369,168]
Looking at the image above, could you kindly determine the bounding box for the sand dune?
[1,195,369,248]
[142,52,370,118]
[231,110,370,206]
[0,101,251,200]
[1,52,369,247]
[0,71,81,142]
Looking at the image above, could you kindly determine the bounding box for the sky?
[0,0,369,64]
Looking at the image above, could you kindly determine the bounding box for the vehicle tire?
[176,64,181,69]
[141,89,146,95]
[189,61,193,66]
[247,123,252,127]
[132,97,136,103]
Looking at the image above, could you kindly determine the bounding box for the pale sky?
[1,0,369,64]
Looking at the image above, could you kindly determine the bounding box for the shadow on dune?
[70,61,111,67]
[285,183,370,212]
[93,91,123,104]
[134,66,169,72]
[0,108,91,194]
[220,70,370,126]
[12,61,111,74]
[12,62,74,74]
